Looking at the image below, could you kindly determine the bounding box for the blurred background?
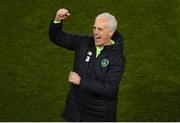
[0,0,180,121]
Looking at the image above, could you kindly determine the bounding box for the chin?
[95,41,99,45]
[95,40,100,44]
[95,43,103,47]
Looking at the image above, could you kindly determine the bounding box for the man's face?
[93,17,113,47]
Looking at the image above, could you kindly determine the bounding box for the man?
[49,8,125,122]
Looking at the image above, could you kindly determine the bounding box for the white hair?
[96,12,117,33]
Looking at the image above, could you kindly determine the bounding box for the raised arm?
[49,8,90,51]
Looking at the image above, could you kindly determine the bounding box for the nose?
[93,27,98,35]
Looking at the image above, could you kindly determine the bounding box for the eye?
[93,27,104,31]
[97,27,103,31]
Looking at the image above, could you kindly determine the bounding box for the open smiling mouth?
[95,37,101,40]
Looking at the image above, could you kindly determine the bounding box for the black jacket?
[49,21,125,122]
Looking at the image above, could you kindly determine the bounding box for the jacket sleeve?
[49,20,89,51]
[79,54,125,99]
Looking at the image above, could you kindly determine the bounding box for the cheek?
[102,32,110,39]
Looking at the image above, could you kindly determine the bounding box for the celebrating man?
[49,8,125,122]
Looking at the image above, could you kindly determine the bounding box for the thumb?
[66,12,70,16]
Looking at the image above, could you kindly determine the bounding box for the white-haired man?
[49,8,125,122]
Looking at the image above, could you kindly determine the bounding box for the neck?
[106,39,113,46]
[96,39,114,47]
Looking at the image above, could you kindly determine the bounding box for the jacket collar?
[104,30,124,52]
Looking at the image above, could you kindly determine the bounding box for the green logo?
[101,59,109,67]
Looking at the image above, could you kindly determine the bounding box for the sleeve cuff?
[79,76,88,90]
[53,20,61,24]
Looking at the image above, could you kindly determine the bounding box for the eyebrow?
[93,26,104,30]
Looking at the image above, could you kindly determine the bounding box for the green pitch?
[0,0,180,121]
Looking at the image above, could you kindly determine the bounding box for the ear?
[108,30,113,37]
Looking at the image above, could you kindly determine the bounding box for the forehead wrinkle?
[94,18,109,29]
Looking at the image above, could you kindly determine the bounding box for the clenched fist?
[55,8,70,21]
[68,71,81,85]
